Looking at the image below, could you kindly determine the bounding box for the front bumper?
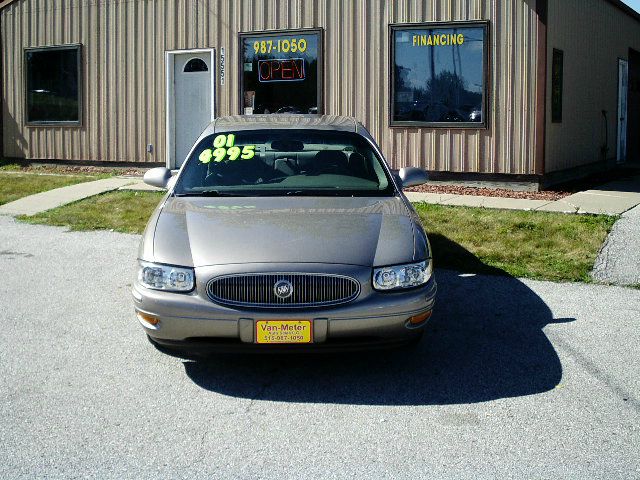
[132,263,437,352]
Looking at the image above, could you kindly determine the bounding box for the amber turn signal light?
[409,311,432,325]
[136,312,160,326]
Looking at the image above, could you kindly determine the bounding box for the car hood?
[149,196,417,268]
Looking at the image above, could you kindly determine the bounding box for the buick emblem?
[274,279,294,299]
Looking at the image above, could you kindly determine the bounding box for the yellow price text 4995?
[199,134,256,163]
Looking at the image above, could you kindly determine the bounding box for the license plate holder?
[255,320,313,344]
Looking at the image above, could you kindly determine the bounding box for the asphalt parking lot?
[1,216,639,479]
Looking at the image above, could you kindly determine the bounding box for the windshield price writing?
[199,134,256,164]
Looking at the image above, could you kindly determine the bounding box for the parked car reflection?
[469,109,482,122]
[394,101,480,123]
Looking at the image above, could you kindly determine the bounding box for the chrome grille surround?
[206,273,361,308]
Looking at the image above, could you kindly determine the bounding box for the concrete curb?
[591,205,640,286]
[117,180,163,192]
[405,192,553,212]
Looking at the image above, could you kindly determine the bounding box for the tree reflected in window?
[391,24,488,127]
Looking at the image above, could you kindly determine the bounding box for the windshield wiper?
[283,190,381,197]
[284,190,312,196]
[285,188,359,196]
[174,190,243,197]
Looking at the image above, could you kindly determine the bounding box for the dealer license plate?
[255,320,312,344]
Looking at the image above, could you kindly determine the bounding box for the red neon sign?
[258,58,305,83]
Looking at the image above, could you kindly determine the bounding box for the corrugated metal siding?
[1,0,540,174]
[546,0,640,173]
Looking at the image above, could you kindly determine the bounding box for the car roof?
[205,114,364,135]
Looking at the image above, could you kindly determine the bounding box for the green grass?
[415,203,617,282]
[0,172,98,206]
[19,191,618,282]
[0,162,23,171]
[19,190,165,234]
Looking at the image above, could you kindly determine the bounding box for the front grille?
[206,273,361,308]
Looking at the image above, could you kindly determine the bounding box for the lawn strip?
[19,190,165,235]
[415,203,617,282]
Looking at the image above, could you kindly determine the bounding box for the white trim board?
[165,48,216,169]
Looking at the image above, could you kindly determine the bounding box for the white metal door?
[174,53,212,167]
[617,59,629,164]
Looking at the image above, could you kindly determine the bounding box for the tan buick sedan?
[133,115,436,354]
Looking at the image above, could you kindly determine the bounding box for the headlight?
[138,261,195,292]
[373,260,432,291]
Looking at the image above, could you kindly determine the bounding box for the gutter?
[534,0,548,176]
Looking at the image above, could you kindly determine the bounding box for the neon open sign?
[258,58,305,83]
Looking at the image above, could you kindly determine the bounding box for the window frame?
[24,44,83,127]
[237,28,324,115]
[389,21,490,129]
[183,57,209,73]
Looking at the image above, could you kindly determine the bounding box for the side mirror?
[143,167,173,189]
[398,167,428,189]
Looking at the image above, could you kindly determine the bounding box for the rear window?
[174,129,394,197]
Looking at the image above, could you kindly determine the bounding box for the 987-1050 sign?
[253,37,308,54]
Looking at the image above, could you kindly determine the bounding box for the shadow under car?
[183,267,572,406]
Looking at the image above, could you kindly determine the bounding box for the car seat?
[309,150,350,176]
[347,152,370,179]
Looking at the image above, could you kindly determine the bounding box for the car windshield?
[173,129,394,197]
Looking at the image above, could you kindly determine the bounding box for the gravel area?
[1,164,148,177]
[406,184,571,201]
[407,168,640,201]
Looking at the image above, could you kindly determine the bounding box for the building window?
[391,22,489,128]
[184,58,208,73]
[25,45,82,125]
[239,29,322,115]
[551,49,563,123]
